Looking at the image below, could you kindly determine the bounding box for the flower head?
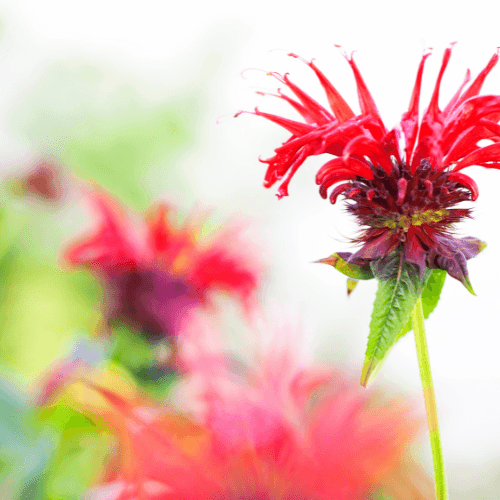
[244,46,500,288]
[66,325,433,500]
[64,190,260,341]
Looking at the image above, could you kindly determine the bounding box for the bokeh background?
[0,0,499,497]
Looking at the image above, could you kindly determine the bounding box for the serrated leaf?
[398,269,446,338]
[361,252,429,387]
[316,252,374,280]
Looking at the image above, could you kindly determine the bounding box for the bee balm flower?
[65,190,260,341]
[69,347,431,500]
[243,46,499,289]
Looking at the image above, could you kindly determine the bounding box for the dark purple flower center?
[346,160,472,239]
[105,266,199,341]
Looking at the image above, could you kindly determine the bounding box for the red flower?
[244,46,499,288]
[64,190,260,341]
[72,329,432,500]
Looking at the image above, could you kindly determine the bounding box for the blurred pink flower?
[54,325,433,500]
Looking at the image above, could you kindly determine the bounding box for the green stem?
[412,297,448,500]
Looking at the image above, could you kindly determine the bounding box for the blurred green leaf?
[110,325,177,399]
[0,260,100,379]
[41,407,113,500]
[0,372,57,500]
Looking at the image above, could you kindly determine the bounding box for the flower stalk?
[412,297,448,500]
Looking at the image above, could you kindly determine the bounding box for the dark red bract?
[245,46,500,288]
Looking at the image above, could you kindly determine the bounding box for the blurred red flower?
[64,190,260,341]
[9,158,63,202]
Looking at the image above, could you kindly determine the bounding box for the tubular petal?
[345,54,384,126]
[411,46,453,172]
[456,50,499,106]
[329,183,352,204]
[277,73,335,125]
[444,121,500,164]
[253,108,315,136]
[397,178,407,205]
[277,144,314,198]
[429,45,453,116]
[259,89,316,124]
[289,54,355,123]
[452,142,500,171]
[318,170,356,198]
[442,69,471,118]
[316,157,374,184]
[343,135,393,175]
[448,172,479,200]
[401,50,432,164]
[423,180,433,197]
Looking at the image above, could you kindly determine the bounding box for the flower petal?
[343,135,394,174]
[252,108,315,136]
[452,142,500,173]
[447,172,479,200]
[272,72,335,125]
[401,50,432,164]
[288,54,355,123]
[64,191,141,274]
[411,46,453,172]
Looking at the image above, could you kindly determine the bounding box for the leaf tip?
[463,276,476,295]
[347,278,358,296]
[314,254,339,266]
[360,357,378,388]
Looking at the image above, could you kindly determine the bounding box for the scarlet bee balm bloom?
[244,47,500,290]
[65,191,259,341]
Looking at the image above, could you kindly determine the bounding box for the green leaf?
[110,326,177,399]
[40,406,113,500]
[397,269,446,338]
[361,252,430,387]
[315,253,374,280]
[0,372,57,500]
